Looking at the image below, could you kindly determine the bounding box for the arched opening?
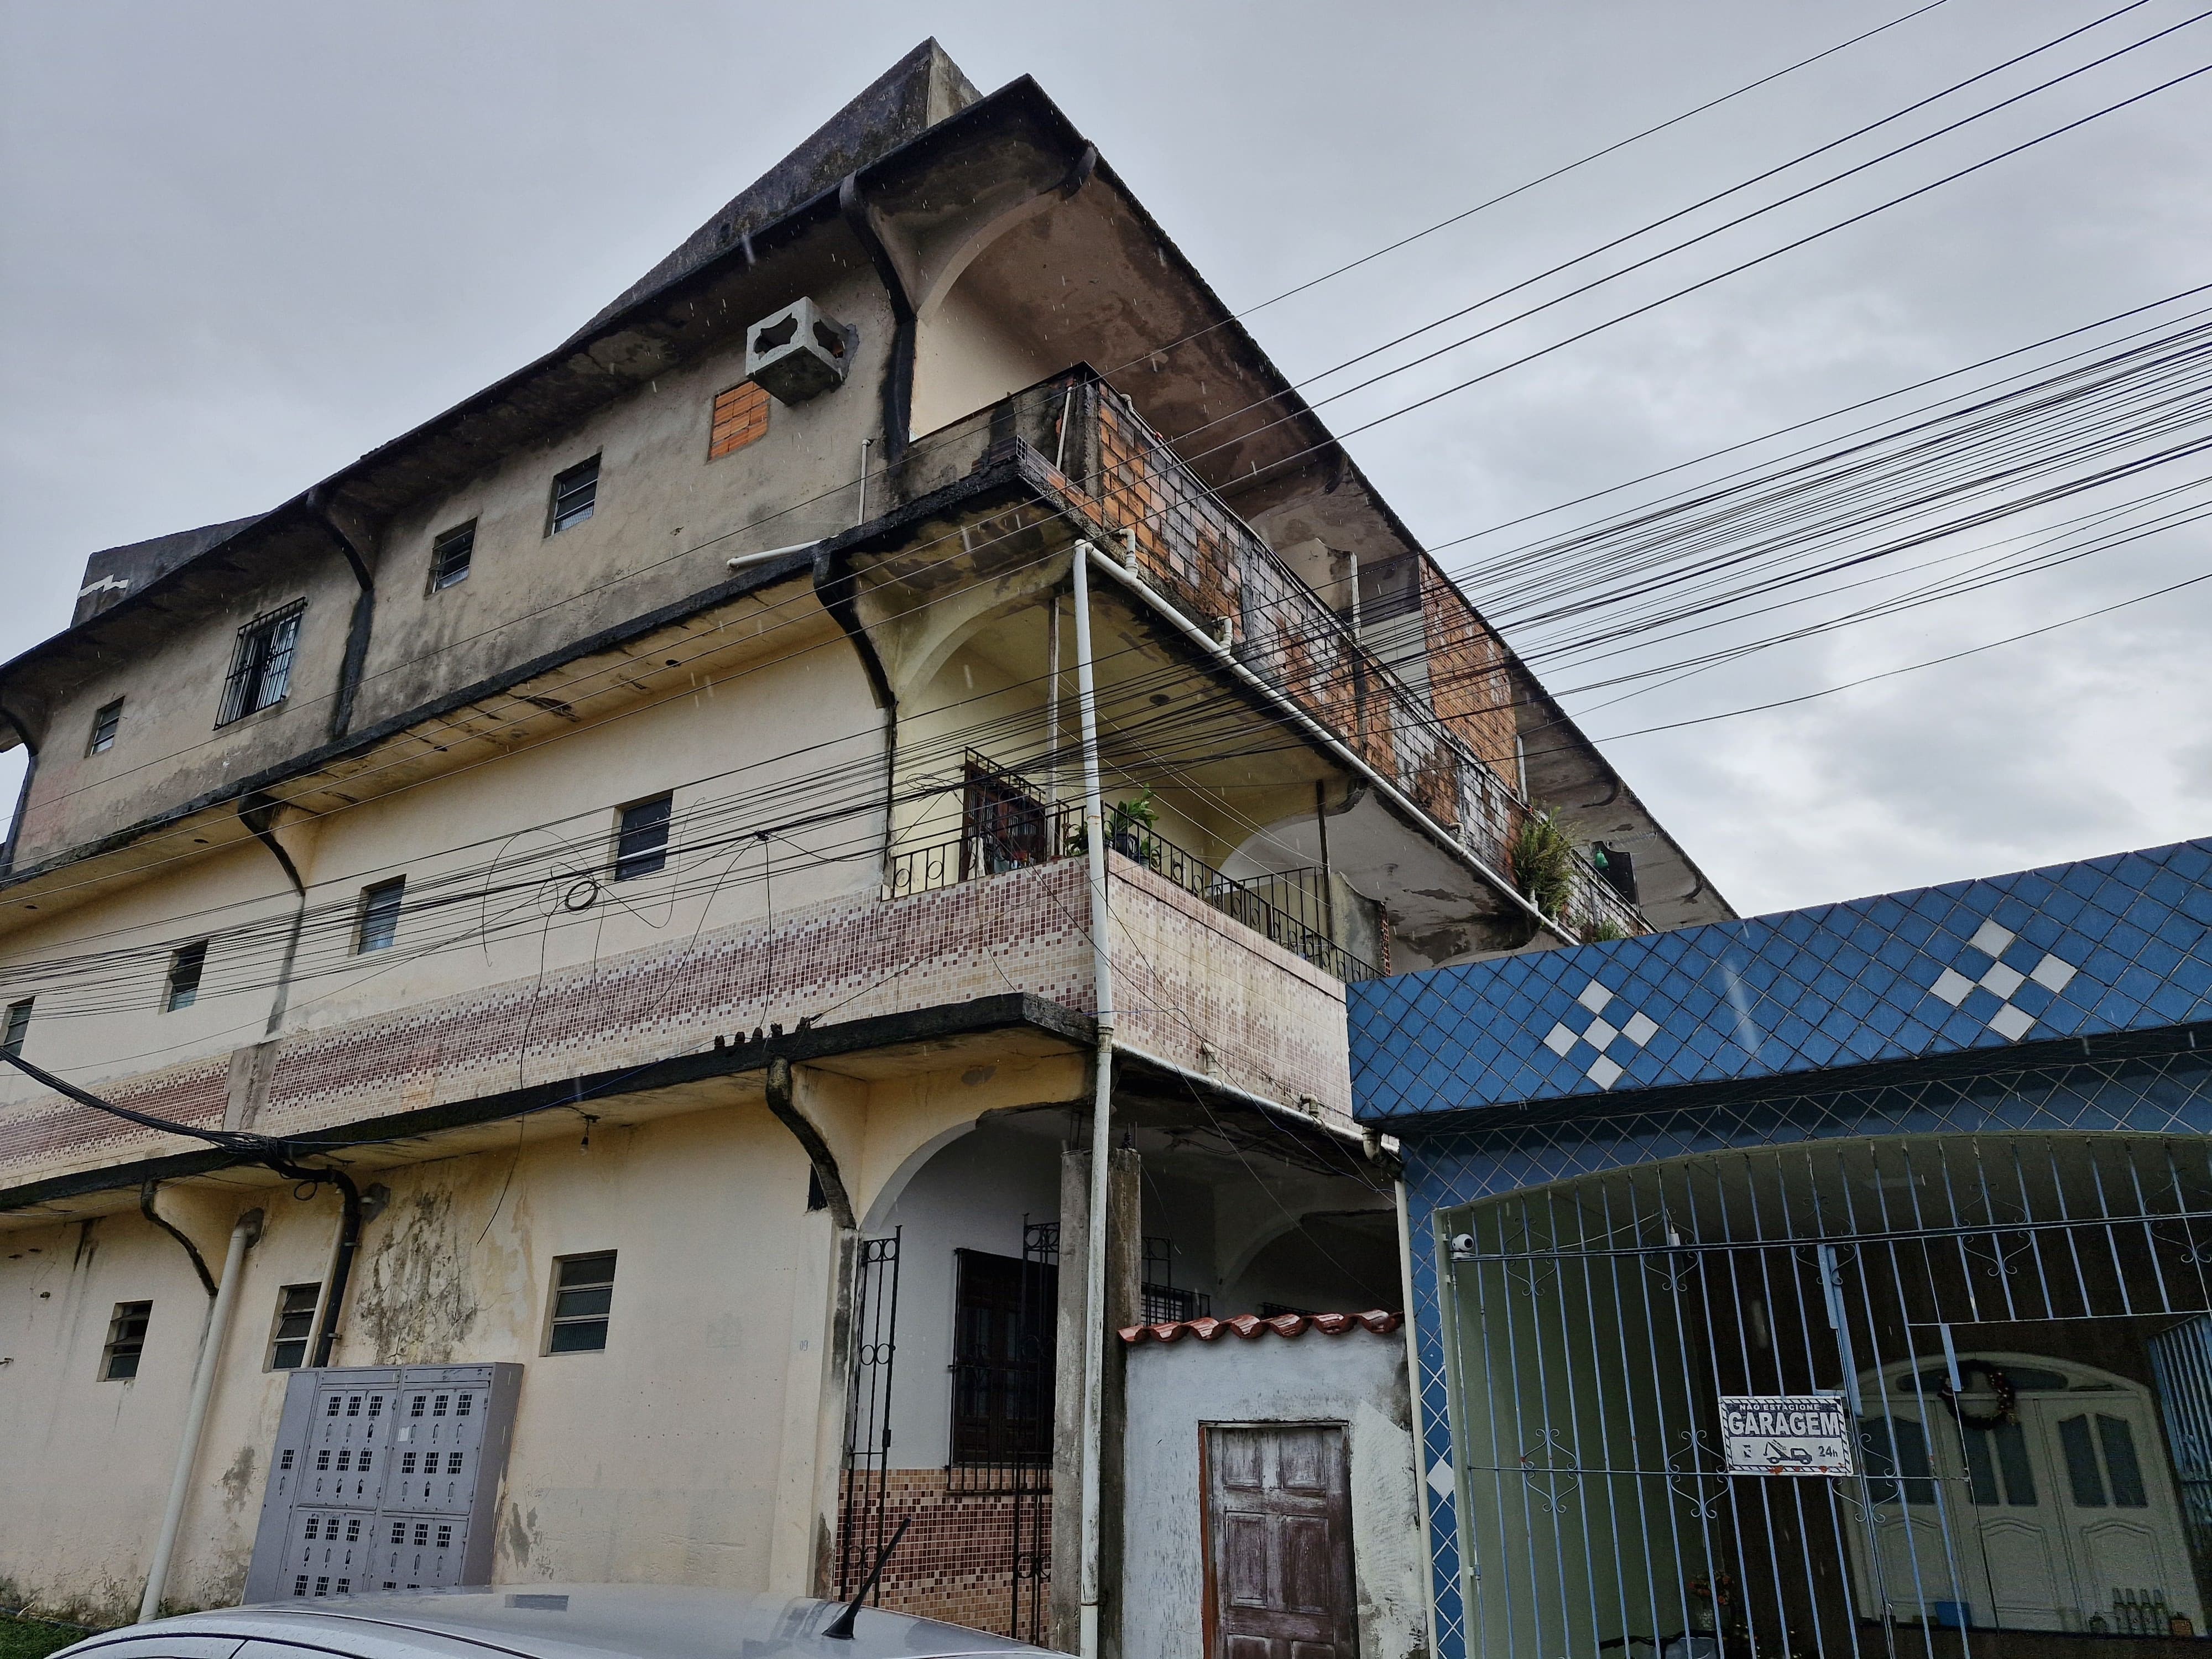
[1436,1131,2212,1657]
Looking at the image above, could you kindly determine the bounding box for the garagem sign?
[1718,1394,1854,1477]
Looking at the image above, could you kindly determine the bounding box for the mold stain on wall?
[351,1187,485,1363]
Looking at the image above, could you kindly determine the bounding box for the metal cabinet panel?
[242,1363,520,1603]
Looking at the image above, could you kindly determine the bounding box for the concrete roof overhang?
[0,75,1397,737]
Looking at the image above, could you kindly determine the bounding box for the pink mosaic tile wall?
[0,854,1353,1186]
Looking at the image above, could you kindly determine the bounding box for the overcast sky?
[2,0,2206,917]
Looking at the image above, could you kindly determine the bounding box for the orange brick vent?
[709,382,770,458]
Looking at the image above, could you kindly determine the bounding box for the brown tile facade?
[1,851,1355,1183]
[839,1468,1051,1640]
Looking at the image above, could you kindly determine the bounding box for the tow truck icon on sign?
[1718,1394,1855,1478]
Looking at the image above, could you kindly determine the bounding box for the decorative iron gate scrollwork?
[1440,1134,2212,1658]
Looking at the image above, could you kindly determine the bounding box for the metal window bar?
[550,456,599,534]
[1140,1235,1210,1324]
[885,767,1381,983]
[1439,1134,2212,1656]
[940,1219,1059,1644]
[430,522,475,590]
[217,601,306,727]
[838,1229,902,1603]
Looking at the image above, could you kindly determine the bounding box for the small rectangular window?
[87,698,124,755]
[549,456,599,534]
[612,794,672,881]
[165,941,209,1011]
[708,382,770,460]
[268,1282,321,1370]
[217,599,306,726]
[2,998,30,1059]
[356,877,405,954]
[430,521,476,591]
[546,1250,616,1353]
[101,1300,152,1380]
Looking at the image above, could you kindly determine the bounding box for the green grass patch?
[0,1615,90,1659]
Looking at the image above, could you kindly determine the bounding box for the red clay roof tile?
[1119,1309,1401,1345]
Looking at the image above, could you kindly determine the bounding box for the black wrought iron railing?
[883,784,1381,983]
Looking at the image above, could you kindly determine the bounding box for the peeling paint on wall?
[351,1188,483,1362]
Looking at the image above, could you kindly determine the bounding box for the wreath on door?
[1938,1359,2018,1428]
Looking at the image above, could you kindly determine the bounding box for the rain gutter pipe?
[1079,550,1574,947]
[1071,541,1114,1659]
[140,1207,260,1622]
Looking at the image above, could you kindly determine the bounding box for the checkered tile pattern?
[1540,978,1660,1089]
[1354,836,2212,1659]
[1351,837,2212,1121]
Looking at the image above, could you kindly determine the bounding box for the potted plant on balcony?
[1066,790,1161,866]
[1510,809,1575,936]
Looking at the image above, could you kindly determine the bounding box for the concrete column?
[770,1206,854,1597]
[1052,1133,1140,1655]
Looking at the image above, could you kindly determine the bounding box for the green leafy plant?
[1066,789,1161,859]
[1510,808,1576,922]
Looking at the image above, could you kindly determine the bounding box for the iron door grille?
[1434,1133,2212,1658]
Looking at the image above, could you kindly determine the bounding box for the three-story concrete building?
[0,42,1726,1651]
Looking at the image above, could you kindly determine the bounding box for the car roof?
[55,1584,1061,1659]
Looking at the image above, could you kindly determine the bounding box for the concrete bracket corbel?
[764,1055,857,1229]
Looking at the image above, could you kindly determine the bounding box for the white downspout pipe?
[1072,541,1115,1659]
[724,540,822,573]
[140,1209,259,1623]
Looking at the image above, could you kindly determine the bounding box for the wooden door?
[1204,1423,1358,1659]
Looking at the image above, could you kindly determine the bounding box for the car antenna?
[822,1515,912,1641]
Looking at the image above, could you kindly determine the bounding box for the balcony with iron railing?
[900,370,1648,943]
[885,756,1383,983]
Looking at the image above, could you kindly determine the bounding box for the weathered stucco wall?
[0,1032,1099,1623]
[0,1103,822,1616]
[1108,854,1353,1123]
[1123,1327,1428,1659]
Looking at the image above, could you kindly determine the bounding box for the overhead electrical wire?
[22,4,2202,1180]
[1139,0,1960,335]
[8,23,2203,1040]
[1165,2,2188,444]
[1161,34,2212,488]
[12,285,2212,1013]
[3,0,2132,827]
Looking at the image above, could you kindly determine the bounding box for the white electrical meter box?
[242,1363,522,1603]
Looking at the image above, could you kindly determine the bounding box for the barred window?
[430,521,476,591]
[268,1282,321,1370]
[2,997,30,1059]
[166,941,208,1011]
[612,794,671,881]
[217,600,305,726]
[546,1251,616,1352]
